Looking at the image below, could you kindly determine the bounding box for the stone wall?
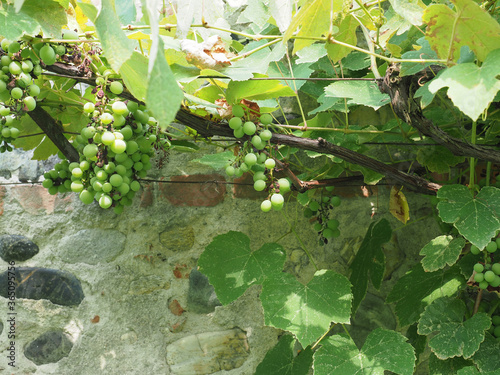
[0,146,441,374]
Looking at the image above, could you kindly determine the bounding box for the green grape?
[260,113,273,125]
[102,183,113,193]
[101,131,115,146]
[496,237,500,248]
[79,189,94,204]
[54,45,66,56]
[42,179,53,188]
[40,45,56,65]
[23,96,36,111]
[474,272,485,282]
[243,121,257,135]
[254,180,266,191]
[120,125,133,140]
[309,200,320,212]
[271,193,284,210]
[81,127,96,139]
[225,165,235,176]
[325,186,335,192]
[80,160,90,171]
[493,316,500,326]
[278,178,291,193]
[327,219,339,230]
[470,245,481,255]
[28,84,40,97]
[9,61,21,75]
[323,228,335,238]
[244,153,257,166]
[113,114,125,128]
[134,162,144,171]
[71,180,84,192]
[118,182,130,195]
[330,196,341,207]
[474,263,484,273]
[101,112,114,125]
[303,208,313,218]
[7,41,20,54]
[71,167,83,178]
[10,87,23,99]
[253,171,266,181]
[260,199,272,212]
[233,127,245,138]
[96,170,108,181]
[1,128,11,138]
[259,129,272,141]
[110,139,127,154]
[83,144,98,159]
[133,109,149,124]
[313,222,322,231]
[33,64,42,76]
[494,326,500,338]
[112,101,128,115]
[232,104,244,118]
[1,39,10,51]
[114,205,124,214]
[109,81,124,95]
[0,80,6,92]
[130,180,141,192]
[0,55,11,67]
[62,29,79,40]
[251,135,264,149]
[99,194,112,209]
[264,158,275,169]
[240,163,249,173]
[479,281,489,289]
[127,101,139,112]
[492,263,500,275]
[486,241,498,253]
[83,102,95,113]
[485,270,496,283]
[229,117,242,130]
[48,186,58,195]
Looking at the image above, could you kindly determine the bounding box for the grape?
[309,200,320,212]
[63,30,79,40]
[251,135,264,149]
[99,194,113,209]
[244,153,257,166]
[485,270,496,283]
[120,125,133,140]
[474,263,484,273]
[264,158,275,169]
[81,127,96,139]
[474,272,485,282]
[28,84,40,97]
[479,281,489,289]
[7,41,20,54]
[96,170,108,181]
[42,179,53,188]
[492,316,500,326]
[83,102,95,113]
[133,109,149,124]
[259,129,272,141]
[229,117,242,129]
[494,326,500,338]
[327,219,339,230]
[113,114,126,128]
[240,163,249,172]
[21,60,33,73]
[271,193,284,210]
[71,181,84,192]
[253,171,266,181]
[101,112,114,125]
[1,39,10,51]
[254,180,266,191]
[10,127,20,138]
[111,139,127,154]
[330,196,341,207]
[243,121,257,135]
[130,180,141,192]
[40,45,56,65]
[496,237,500,248]
[260,199,272,212]
[33,64,42,76]
[260,113,273,125]
[225,165,235,176]
[23,96,36,111]
[323,228,335,238]
[313,222,322,231]
[0,81,6,93]
[233,127,245,138]
[1,128,11,138]
[101,131,115,145]
[9,61,21,75]
[110,81,124,95]
[10,87,23,99]
[112,101,128,115]
[278,178,291,193]
[470,245,481,255]
[71,167,83,178]
[127,101,139,112]
[232,104,244,118]
[492,263,500,275]
[83,144,99,159]
[80,160,90,171]
[79,189,94,205]
[486,241,498,253]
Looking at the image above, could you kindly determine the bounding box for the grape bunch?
[470,237,500,255]
[490,315,500,339]
[300,187,341,244]
[228,104,273,148]
[473,262,500,289]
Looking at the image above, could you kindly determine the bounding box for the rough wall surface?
[0,147,441,374]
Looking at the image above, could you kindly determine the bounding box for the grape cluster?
[490,315,500,338]
[0,39,43,151]
[470,238,500,255]
[470,237,500,289]
[301,187,341,244]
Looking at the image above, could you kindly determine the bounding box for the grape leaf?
[420,235,466,272]
[417,145,465,174]
[237,0,269,29]
[349,219,392,314]
[324,81,391,110]
[226,76,296,104]
[427,49,500,121]
[296,44,327,64]
[386,263,465,326]
[437,185,500,250]
[268,0,292,33]
[423,0,500,62]
[0,1,41,40]
[116,0,136,25]
[198,231,285,305]
[255,335,313,375]
[95,0,134,72]
[429,353,472,375]
[314,329,415,375]
[19,0,67,38]
[326,14,358,62]
[389,0,426,26]
[119,51,148,102]
[400,37,440,77]
[191,151,236,170]
[341,51,371,71]
[472,333,500,373]
[457,367,481,375]
[145,37,184,130]
[260,269,352,347]
[418,297,491,359]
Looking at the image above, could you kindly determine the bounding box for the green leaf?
[255,335,313,375]
[326,14,358,62]
[19,0,67,38]
[416,145,465,174]
[429,353,472,375]
[437,185,500,250]
[420,235,466,272]
[418,297,491,359]
[341,51,371,71]
[400,37,440,77]
[389,0,426,26]
[198,231,285,305]
[324,81,391,110]
[457,367,481,375]
[472,333,500,373]
[95,0,134,72]
[314,329,415,375]
[145,37,184,130]
[119,51,148,102]
[296,44,327,64]
[386,263,465,326]
[116,0,137,26]
[237,0,269,29]
[427,49,500,121]
[191,151,236,170]
[423,0,500,62]
[349,218,392,314]
[261,269,352,347]
[0,1,40,40]
[226,75,296,104]
[77,1,98,22]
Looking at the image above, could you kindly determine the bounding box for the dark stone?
[24,330,73,365]
[0,267,84,306]
[0,320,3,336]
[187,269,221,314]
[0,235,39,262]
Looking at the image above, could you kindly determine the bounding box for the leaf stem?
[469,121,477,190]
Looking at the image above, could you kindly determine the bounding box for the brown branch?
[27,106,79,162]
[378,64,500,164]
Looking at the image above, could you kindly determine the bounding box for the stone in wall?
[0,320,3,336]
[160,225,195,252]
[0,267,84,306]
[187,269,221,313]
[58,229,126,264]
[0,234,39,262]
[24,330,73,365]
[166,328,249,375]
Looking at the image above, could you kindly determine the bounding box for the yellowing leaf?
[390,186,410,224]
[127,31,150,40]
[423,0,500,62]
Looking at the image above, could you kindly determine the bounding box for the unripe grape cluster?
[471,237,500,289]
[490,315,500,339]
[300,187,341,244]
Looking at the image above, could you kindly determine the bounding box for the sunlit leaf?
[420,235,466,272]
[389,186,410,224]
[325,81,391,110]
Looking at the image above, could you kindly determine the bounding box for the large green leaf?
[95,0,134,72]
[418,297,491,359]
[314,329,415,375]
[191,151,236,170]
[472,333,500,373]
[19,0,67,38]
[261,269,352,347]
[326,14,358,62]
[349,218,392,314]
[255,335,313,375]
[386,263,465,326]
[427,49,500,121]
[226,75,296,104]
[0,1,40,40]
[389,0,426,26]
[400,37,440,77]
[423,0,500,62]
[437,185,500,250]
[119,51,148,102]
[145,37,184,130]
[420,235,466,272]
[198,231,285,305]
[324,81,391,110]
